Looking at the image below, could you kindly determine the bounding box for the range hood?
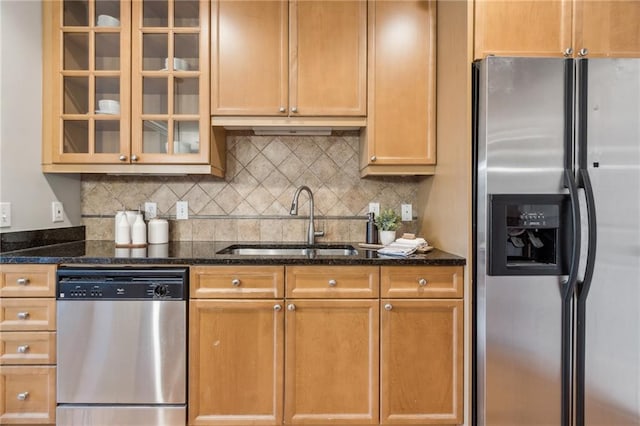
[211,116,366,135]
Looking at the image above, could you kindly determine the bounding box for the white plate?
[96,110,118,115]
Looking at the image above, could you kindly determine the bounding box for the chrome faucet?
[289,185,324,245]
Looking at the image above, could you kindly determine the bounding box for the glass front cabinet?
[43,0,219,174]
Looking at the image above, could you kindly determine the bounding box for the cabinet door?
[284,300,379,424]
[290,0,366,116]
[474,0,573,59]
[0,366,56,425]
[189,300,284,425]
[211,0,288,115]
[131,0,210,164]
[381,299,463,424]
[574,0,640,57]
[44,0,131,164]
[362,0,436,175]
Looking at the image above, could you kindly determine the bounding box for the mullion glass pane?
[95,33,120,70]
[96,77,120,114]
[95,0,120,26]
[174,0,199,27]
[95,120,120,153]
[143,120,168,153]
[174,33,199,71]
[143,77,168,114]
[64,33,89,70]
[63,120,89,153]
[143,0,169,27]
[64,0,89,26]
[174,78,199,115]
[143,33,168,70]
[174,121,199,154]
[64,77,89,114]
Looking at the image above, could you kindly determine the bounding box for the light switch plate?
[369,202,380,216]
[144,202,157,220]
[176,201,188,220]
[0,202,11,227]
[401,204,412,221]
[52,201,64,223]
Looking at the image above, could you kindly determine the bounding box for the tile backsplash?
[82,134,422,242]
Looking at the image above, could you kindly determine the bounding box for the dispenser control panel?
[506,204,560,228]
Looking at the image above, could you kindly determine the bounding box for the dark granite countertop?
[0,240,465,266]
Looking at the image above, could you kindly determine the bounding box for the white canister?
[148,218,169,244]
[148,243,169,258]
[115,214,131,245]
[132,213,147,245]
[125,210,137,227]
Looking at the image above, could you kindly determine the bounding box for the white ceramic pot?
[379,230,396,246]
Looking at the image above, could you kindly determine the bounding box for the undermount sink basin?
[217,244,358,257]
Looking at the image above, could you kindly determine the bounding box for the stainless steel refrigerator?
[473,57,640,425]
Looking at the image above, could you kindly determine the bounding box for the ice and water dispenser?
[487,194,572,276]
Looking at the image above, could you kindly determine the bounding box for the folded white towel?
[395,237,428,247]
[378,242,418,257]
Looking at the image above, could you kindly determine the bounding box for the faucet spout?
[289,186,324,245]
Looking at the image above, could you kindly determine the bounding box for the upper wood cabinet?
[42,0,224,176]
[474,0,640,59]
[211,0,366,117]
[360,0,437,177]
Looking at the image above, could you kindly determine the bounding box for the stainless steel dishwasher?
[56,266,187,426]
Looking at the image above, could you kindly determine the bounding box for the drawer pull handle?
[17,392,29,401]
[274,304,282,312]
[231,279,241,287]
[328,279,337,287]
[384,303,393,311]
[17,312,30,320]
[17,345,30,354]
[418,278,428,287]
[287,303,296,312]
[16,277,30,285]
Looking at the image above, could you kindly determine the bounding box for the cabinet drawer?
[0,264,56,298]
[0,365,56,425]
[0,299,56,331]
[381,266,463,298]
[0,332,56,365]
[191,266,284,298]
[286,266,379,298]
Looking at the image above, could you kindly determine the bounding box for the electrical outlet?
[176,201,188,220]
[368,202,380,216]
[144,202,157,220]
[51,201,64,223]
[0,202,11,227]
[401,204,412,221]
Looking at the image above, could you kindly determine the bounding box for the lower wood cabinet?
[284,299,379,424]
[0,366,56,425]
[189,299,284,425]
[189,265,464,426]
[381,299,464,424]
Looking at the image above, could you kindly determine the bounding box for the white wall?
[0,0,81,233]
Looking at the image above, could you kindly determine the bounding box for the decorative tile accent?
[81,134,422,241]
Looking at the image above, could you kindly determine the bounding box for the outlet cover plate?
[369,202,380,216]
[144,202,157,220]
[401,204,412,221]
[176,201,188,220]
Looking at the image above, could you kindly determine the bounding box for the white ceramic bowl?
[98,99,120,114]
[97,14,120,27]
[164,57,189,71]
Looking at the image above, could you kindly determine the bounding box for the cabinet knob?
[578,48,588,57]
[273,304,282,312]
[287,303,296,311]
[131,155,139,162]
[17,312,29,320]
[418,278,428,287]
[370,156,377,162]
[328,279,337,287]
[563,47,573,57]
[384,303,393,311]
[231,279,241,287]
[16,277,29,286]
[17,392,29,401]
[291,107,298,113]
[279,107,286,113]
[119,155,127,161]
[17,345,30,354]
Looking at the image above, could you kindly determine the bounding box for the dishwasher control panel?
[57,267,187,300]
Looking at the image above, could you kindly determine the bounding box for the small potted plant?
[375,208,401,245]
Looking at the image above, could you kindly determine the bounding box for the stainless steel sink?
[217,244,358,257]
